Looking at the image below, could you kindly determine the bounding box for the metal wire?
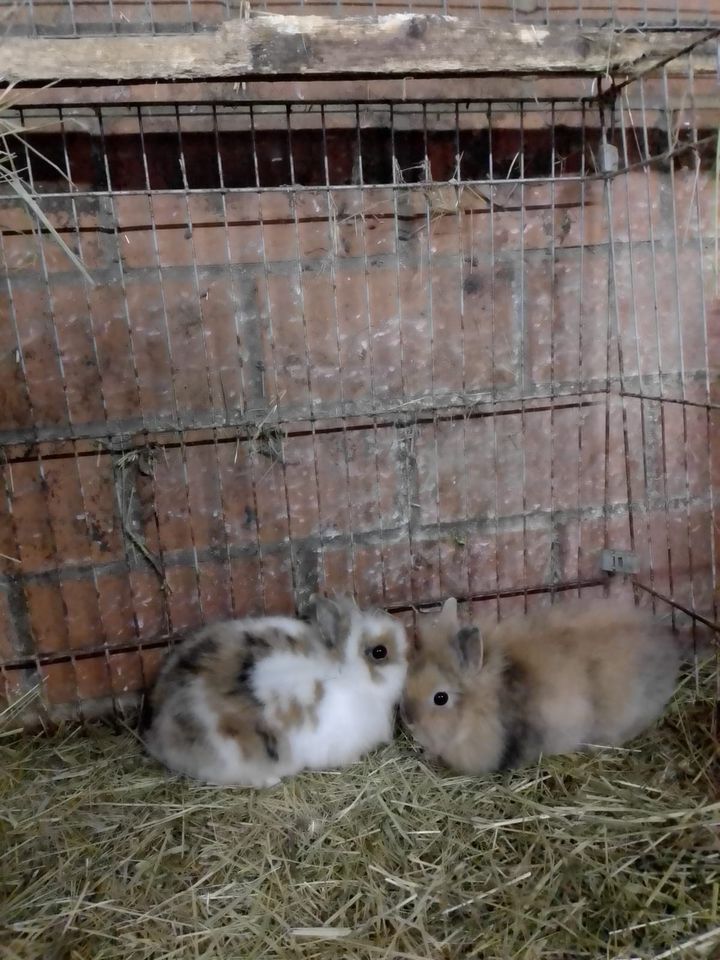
[0,84,717,722]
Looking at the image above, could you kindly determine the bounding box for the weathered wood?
[0,15,716,85]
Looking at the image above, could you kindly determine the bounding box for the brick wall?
[0,91,717,721]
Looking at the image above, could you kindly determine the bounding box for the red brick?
[408,538,441,606]
[524,408,554,514]
[318,542,355,599]
[415,420,466,526]
[347,428,403,532]
[186,193,232,267]
[397,268,432,400]
[86,283,143,422]
[25,581,69,654]
[2,231,40,276]
[366,267,405,402]
[257,548,295,615]
[522,253,555,389]
[116,197,157,272]
[224,193,264,265]
[494,413,526,517]
[462,416,502,521]
[577,401,610,509]
[661,402,690,502]
[462,259,516,393]
[43,459,95,567]
[214,441,261,547]
[75,202,117,273]
[184,443,229,555]
[427,207,462,261]
[108,650,146,699]
[0,293,33,431]
[428,264,466,394]
[124,276,176,419]
[10,285,69,429]
[300,272,344,408]
[77,455,123,565]
[380,538,414,606]
[151,195,195,269]
[74,656,113,703]
[357,188,397,258]
[313,432,353,537]
[229,554,265,617]
[549,179,606,251]
[663,509,695,611]
[194,275,247,415]
[260,193,297,263]
[578,247,611,385]
[61,578,103,650]
[263,273,312,410]
[555,515,582,584]
[295,191,334,260]
[128,569,168,639]
[197,557,234,622]
[279,434,322,541]
[153,446,194,553]
[1,668,27,708]
[136,649,162,693]
[334,268,374,406]
[249,449,292,547]
[165,563,202,632]
[40,661,79,707]
[162,275,217,417]
[546,255,583,386]
[437,537,471,600]
[609,169,669,247]
[96,573,140,646]
[549,405,582,512]
[352,542,395,608]
[8,461,58,573]
[600,398,630,509]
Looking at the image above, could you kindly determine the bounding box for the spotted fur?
[142,597,408,787]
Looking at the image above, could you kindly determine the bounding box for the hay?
[1,664,719,960]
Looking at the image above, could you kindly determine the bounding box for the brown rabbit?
[401,597,680,776]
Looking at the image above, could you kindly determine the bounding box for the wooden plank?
[0,15,717,85]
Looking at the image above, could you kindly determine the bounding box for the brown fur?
[365,626,405,682]
[402,597,680,775]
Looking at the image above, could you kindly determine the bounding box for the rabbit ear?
[307,594,352,649]
[451,626,484,671]
[439,597,459,628]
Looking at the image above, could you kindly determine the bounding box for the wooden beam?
[0,15,717,85]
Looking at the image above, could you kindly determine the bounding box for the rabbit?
[141,595,408,787]
[401,596,681,776]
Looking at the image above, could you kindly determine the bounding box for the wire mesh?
[0,64,717,722]
[3,0,720,38]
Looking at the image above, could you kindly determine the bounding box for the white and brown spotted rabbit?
[141,595,408,787]
[401,597,680,776]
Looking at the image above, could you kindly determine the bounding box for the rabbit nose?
[400,703,414,726]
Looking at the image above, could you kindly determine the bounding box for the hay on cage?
[1,660,719,960]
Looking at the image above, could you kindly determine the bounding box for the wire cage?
[4,0,719,37]
[0,27,718,725]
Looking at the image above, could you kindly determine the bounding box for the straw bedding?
[1,663,719,960]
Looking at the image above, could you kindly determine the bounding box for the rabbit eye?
[433,691,449,706]
[371,644,388,661]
